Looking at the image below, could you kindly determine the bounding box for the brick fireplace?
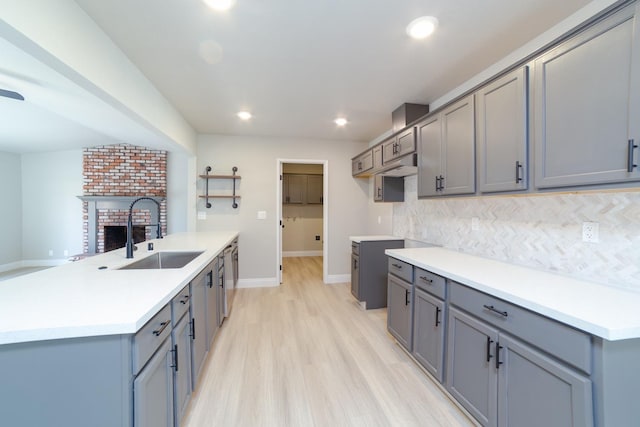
[80,144,167,254]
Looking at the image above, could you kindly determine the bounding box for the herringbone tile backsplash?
[393,176,640,292]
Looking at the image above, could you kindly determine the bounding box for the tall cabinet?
[533,2,640,188]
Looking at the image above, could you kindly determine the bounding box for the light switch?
[197,211,207,220]
[257,210,267,220]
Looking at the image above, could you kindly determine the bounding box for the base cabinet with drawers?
[387,257,414,351]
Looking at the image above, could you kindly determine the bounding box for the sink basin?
[119,251,204,270]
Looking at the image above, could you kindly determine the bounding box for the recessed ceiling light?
[237,111,252,120]
[406,16,439,40]
[334,118,348,127]
[203,0,235,12]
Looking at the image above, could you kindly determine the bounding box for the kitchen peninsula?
[0,231,238,427]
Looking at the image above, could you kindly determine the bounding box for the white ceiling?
[1,0,592,153]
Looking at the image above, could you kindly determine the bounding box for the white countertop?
[386,247,640,341]
[350,235,403,243]
[0,231,238,345]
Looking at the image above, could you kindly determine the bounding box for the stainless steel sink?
[119,251,204,270]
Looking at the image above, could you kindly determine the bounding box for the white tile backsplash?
[393,176,640,292]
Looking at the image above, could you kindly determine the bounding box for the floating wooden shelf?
[200,166,241,208]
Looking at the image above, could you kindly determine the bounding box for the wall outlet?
[197,211,207,220]
[471,217,480,231]
[257,210,267,220]
[315,235,320,241]
[582,222,599,243]
[48,249,53,257]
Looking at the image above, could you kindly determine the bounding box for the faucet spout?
[126,197,163,259]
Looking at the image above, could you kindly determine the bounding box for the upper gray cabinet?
[477,67,528,193]
[533,2,640,188]
[418,95,476,197]
[383,127,416,164]
[283,174,306,204]
[306,175,323,204]
[373,145,383,170]
[352,150,374,177]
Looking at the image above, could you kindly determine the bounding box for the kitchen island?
[0,231,238,427]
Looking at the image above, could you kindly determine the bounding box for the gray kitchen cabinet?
[477,67,528,193]
[533,2,640,188]
[373,145,383,170]
[373,175,404,202]
[173,313,192,427]
[306,174,323,204]
[133,338,175,427]
[497,334,593,427]
[387,258,414,351]
[383,127,416,164]
[447,284,594,427]
[283,174,306,204]
[413,288,446,383]
[447,307,499,427]
[190,268,208,390]
[205,259,220,351]
[417,95,476,197]
[351,240,404,309]
[352,150,374,177]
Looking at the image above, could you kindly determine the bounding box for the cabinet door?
[373,145,383,169]
[497,334,593,427]
[413,289,446,383]
[190,273,207,389]
[373,175,383,202]
[477,67,528,193]
[534,4,640,188]
[417,115,442,197]
[205,263,219,350]
[350,253,360,300]
[306,175,323,204]
[387,274,413,351]
[442,95,476,195]
[447,307,498,427]
[396,127,416,157]
[133,338,174,427]
[352,151,374,176]
[283,174,306,204]
[173,315,192,427]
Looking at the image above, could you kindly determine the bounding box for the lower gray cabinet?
[497,334,593,427]
[205,260,220,351]
[350,250,360,301]
[387,273,413,351]
[133,338,175,427]
[412,288,445,382]
[447,306,593,427]
[172,314,192,427]
[447,307,499,426]
[190,268,208,390]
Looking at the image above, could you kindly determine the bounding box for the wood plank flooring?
[183,257,475,427]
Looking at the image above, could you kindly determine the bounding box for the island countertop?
[386,247,640,341]
[0,231,238,345]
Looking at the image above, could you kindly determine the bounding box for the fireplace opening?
[104,226,147,252]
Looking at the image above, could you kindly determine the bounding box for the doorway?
[276,159,328,284]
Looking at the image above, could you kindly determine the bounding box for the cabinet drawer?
[388,257,413,283]
[171,284,191,325]
[414,268,446,299]
[449,281,591,374]
[133,304,172,375]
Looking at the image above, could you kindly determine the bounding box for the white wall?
[0,151,22,266]
[167,150,196,234]
[21,150,83,261]
[282,205,323,254]
[196,134,384,283]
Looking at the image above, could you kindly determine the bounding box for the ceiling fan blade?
[0,88,25,101]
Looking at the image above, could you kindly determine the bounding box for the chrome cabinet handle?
[404,289,410,306]
[515,160,523,183]
[179,295,190,304]
[495,342,504,369]
[419,275,433,284]
[435,306,441,327]
[392,263,402,269]
[152,320,170,337]
[486,336,494,362]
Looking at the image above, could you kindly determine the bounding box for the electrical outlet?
[471,217,480,231]
[315,235,320,241]
[582,222,599,243]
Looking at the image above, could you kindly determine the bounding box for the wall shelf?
[199,166,241,208]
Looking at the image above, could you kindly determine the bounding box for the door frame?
[276,158,329,284]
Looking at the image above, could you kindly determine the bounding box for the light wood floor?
[183,257,475,427]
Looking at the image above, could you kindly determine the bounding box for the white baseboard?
[237,277,280,288]
[325,274,350,284]
[282,250,323,258]
[0,259,67,272]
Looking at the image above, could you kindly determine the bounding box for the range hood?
[377,153,418,177]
